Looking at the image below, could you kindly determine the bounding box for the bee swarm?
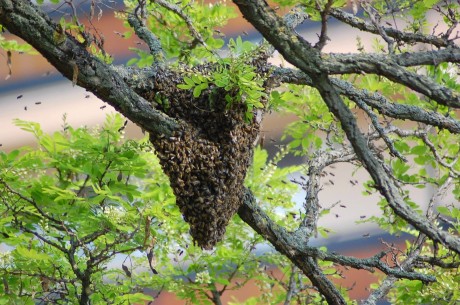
[146,65,265,249]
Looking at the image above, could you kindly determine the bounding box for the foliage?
[124,0,235,63]
[1,0,460,304]
[0,31,36,80]
[0,115,308,304]
[0,114,164,304]
[177,36,267,121]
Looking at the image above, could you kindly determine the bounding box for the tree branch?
[153,0,207,47]
[316,75,460,256]
[322,52,460,108]
[330,77,460,134]
[271,67,460,134]
[296,149,356,238]
[238,189,347,305]
[362,234,426,305]
[239,189,435,284]
[330,8,456,48]
[233,0,460,257]
[127,13,164,61]
[283,5,310,29]
[0,0,178,137]
[314,0,333,50]
[324,49,460,70]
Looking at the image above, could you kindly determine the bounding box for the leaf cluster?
[177,37,267,121]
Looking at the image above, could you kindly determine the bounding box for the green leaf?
[437,206,451,216]
[193,85,203,97]
[184,77,195,86]
[15,246,50,261]
[177,84,192,89]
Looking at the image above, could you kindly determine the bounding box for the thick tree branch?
[238,189,347,305]
[271,67,460,134]
[0,0,178,137]
[330,8,457,48]
[322,52,460,108]
[239,190,436,282]
[315,76,460,256]
[233,0,460,257]
[331,78,460,134]
[325,48,460,70]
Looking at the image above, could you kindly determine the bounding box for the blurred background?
[0,1,447,304]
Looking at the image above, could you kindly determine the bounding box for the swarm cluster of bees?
[144,61,267,249]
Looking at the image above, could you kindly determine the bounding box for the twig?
[153,0,207,48]
[283,266,297,305]
[352,93,407,161]
[362,234,427,305]
[360,2,395,53]
[128,14,164,61]
[314,0,333,50]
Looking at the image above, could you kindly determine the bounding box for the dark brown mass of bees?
[143,59,268,249]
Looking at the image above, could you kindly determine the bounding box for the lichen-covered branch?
[238,190,436,286]
[127,13,164,60]
[324,49,460,73]
[0,0,178,137]
[232,0,460,257]
[271,66,460,134]
[330,78,460,134]
[330,8,456,48]
[362,235,426,305]
[238,189,347,305]
[284,5,310,29]
[322,53,460,108]
[296,149,356,238]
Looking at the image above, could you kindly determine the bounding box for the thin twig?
[128,13,164,61]
[352,93,407,161]
[314,0,333,50]
[153,0,207,48]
